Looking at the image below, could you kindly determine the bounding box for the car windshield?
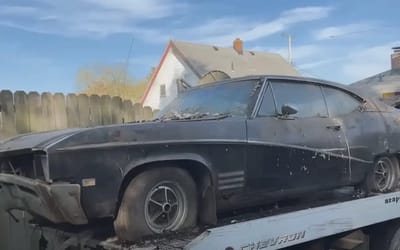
[157,79,261,120]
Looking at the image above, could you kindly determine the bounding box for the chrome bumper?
[0,173,88,225]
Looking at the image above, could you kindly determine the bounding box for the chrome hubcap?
[144,183,185,233]
[375,157,395,191]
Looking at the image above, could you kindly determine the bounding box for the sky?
[0,0,399,93]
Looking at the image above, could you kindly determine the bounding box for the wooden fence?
[0,90,157,140]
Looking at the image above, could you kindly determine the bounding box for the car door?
[246,80,350,193]
[322,86,386,184]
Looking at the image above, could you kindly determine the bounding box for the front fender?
[125,152,216,185]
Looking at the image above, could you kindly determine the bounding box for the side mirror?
[281,104,298,116]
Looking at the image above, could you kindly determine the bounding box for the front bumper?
[0,173,88,225]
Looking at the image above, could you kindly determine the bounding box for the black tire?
[370,220,400,250]
[114,167,198,242]
[364,156,400,193]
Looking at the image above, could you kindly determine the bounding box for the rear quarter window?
[323,87,361,116]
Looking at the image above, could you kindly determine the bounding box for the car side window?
[258,85,276,117]
[323,87,361,116]
[272,81,328,118]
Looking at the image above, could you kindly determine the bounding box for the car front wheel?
[114,167,198,242]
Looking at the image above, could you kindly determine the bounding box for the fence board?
[15,91,30,134]
[143,106,153,121]
[28,92,42,132]
[66,94,79,128]
[89,95,101,126]
[133,103,144,121]
[41,93,56,131]
[122,100,134,123]
[54,93,67,130]
[101,95,112,125]
[0,90,16,139]
[111,96,123,124]
[153,109,160,119]
[78,94,90,127]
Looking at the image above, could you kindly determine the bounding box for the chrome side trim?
[218,183,245,190]
[218,177,245,185]
[218,171,245,178]
[218,171,245,191]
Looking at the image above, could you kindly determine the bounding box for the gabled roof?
[141,40,299,104]
[350,69,400,98]
[171,40,300,78]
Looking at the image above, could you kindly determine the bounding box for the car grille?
[0,153,46,181]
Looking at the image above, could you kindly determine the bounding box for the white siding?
[143,50,199,110]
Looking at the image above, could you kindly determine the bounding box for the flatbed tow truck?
[21,189,400,250]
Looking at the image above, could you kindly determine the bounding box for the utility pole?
[287,34,293,65]
[281,33,293,65]
[124,37,134,85]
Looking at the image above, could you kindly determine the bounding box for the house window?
[160,84,166,98]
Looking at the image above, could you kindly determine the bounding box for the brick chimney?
[233,38,243,55]
[392,47,400,70]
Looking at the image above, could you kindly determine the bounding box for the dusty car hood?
[0,119,246,155]
[0,128,86,156]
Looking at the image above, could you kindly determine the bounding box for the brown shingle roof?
[171,40,300,78]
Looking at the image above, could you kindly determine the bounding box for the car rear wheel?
[365,156,400,193]
[114,167,198,242]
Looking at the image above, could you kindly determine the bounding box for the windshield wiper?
[158,112,231,121]
[207,113,231,120]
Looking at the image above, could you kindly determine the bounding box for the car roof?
[195,75,366,101]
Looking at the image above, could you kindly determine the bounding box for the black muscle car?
[1,75,400,241]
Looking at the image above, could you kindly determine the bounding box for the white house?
[141,39,300,110]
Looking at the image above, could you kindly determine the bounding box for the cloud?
[287,41,398,83]
[298,57,344,70]
[186,6,333,46]
[250,44,327,65]
[82,0,184,19]
[276,45,324,61]
[0,0,185,37]
[0,6,38,16]
[0,3,332,43]
[313,22,378,40]
[341,41,399,82]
